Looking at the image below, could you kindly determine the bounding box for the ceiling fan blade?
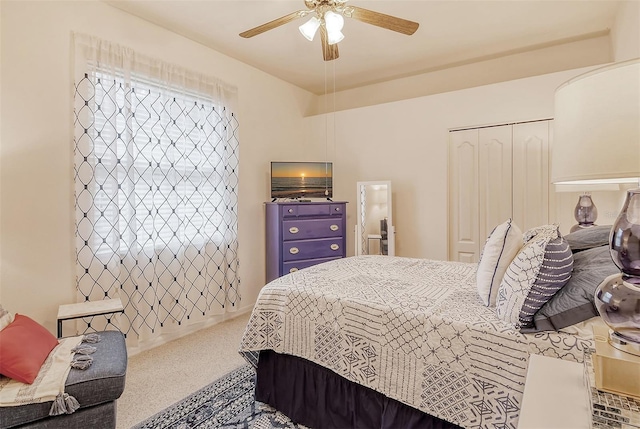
[320,26,339,61]
[239,10,308,38]
[346,6,419,35]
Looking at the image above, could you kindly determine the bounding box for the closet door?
[478,125,513,248]
[512,121,551,231]
[448,129,480,262]
[448,120,551,263]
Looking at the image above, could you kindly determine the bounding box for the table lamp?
[553,59,640,397]
[595,188,640,356]
[570,193,598,232]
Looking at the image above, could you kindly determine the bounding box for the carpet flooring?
[132,365,308,429]
[117,313,251,428]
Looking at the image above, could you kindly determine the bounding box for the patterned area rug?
[133,365,308,429]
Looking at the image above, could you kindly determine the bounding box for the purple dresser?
[265,201,347,283]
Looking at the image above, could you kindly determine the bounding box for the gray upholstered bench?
[0,330,127,429]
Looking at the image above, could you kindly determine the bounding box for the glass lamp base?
[594,273,640,349]
[609,330,640,357]
[569,223,596,233]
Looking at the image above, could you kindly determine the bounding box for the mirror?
[355,181,395,256]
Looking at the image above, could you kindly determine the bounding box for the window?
[87,70,234,257]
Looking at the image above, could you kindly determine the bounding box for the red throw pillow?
[0,314,59,384]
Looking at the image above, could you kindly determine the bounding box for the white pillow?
[476,219,523,307]
[495,225,574,327]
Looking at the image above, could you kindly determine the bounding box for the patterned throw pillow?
[476,219,523,307]
[522,224,559,242]
[495,225,574,327]
[0,304,15,331]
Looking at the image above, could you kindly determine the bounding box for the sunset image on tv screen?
[271,162,332,198]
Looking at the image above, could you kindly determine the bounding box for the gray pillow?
[565,225,612,252]
[518,236,573,328]
[523,245,618,332]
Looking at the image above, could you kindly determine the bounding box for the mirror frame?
[355,180,395,256]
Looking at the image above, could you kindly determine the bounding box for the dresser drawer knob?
[334,207,340,212]
[289,267,299,273]
[289,226,299,234]
[288,208,294,213]
[330,224,339,231]
[330,244,340,251]
[289,247,299,255]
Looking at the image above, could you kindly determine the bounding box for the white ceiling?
[104,0,621,95]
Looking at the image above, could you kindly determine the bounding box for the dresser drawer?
[283,238,344,261]
[282,204,331,217]
[283,256,342,275]
[329,204,345,215]
[283,218,343,240]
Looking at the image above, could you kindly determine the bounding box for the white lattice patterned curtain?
[72,33,241,349]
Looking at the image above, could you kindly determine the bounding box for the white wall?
[306,66,634,260]
[0,0,314,335]
[304,0,639,259]
[612,0,640,61]
[310,34,612,115]
[0,2,3,304]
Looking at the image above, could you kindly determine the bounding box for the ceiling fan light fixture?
[240,0,420,61]
[324,10,345,45]
[299,16,321,41]
[327,29,344,45]
[324,10,344,32]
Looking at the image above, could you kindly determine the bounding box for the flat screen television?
[271,161,333,199]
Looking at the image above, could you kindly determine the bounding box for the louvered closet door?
[512,121,551,231]
[478,125,513,249]
[448,129,480,262]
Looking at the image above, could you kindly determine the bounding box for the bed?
[239,251,602,428]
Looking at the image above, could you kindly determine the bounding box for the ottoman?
[0,331,127,429]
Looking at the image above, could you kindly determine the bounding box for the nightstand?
[518,354,590,428]
[584,348,640,428]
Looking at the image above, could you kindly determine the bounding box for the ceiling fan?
[239,0,419,61]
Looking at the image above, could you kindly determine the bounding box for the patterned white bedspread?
[239,256,593,428]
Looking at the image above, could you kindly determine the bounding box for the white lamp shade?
[324,11,344,32]
[299,16,321,41]
[552,59,640,185]
[327,30,344,45]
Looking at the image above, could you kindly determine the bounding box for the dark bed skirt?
[255,350,461,429]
